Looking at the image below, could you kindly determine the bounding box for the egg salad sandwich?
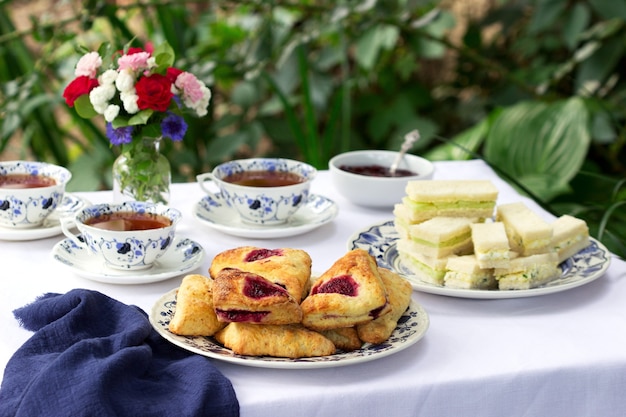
[551,215,590,263]
[496,202,553,256]
[443,254,497,290]
[397,239,449,285]
[495,252,560,290]
[470,221,514,269]
[403,216,476,258]
[400,180,499,222]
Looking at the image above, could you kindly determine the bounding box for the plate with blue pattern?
[150,289,429,369]
[193,193,338,239]
[348,220,612,299]
[51,236,205,284]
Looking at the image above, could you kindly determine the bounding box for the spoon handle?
[389,130,421,175]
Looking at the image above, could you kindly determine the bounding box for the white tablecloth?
[2,160,625,417]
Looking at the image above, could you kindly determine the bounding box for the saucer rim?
[50,235,205,285]
[192,193,338,238]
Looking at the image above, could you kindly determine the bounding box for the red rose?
[135,74,173,112]
[62,76,99,107]
[166,67,183,84]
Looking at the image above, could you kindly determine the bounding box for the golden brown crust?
[212,268,303,325]
[214,322,336,358]
[209,246,312,301]
[168,274,226,336]
[357,268,412,344]
[300,249,390,331]
[319,327,363,351]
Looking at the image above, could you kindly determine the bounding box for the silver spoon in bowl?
[389,129,421,176]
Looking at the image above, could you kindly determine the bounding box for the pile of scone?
[168,247,412,358]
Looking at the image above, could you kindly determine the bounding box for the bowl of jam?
[328,150,434,208]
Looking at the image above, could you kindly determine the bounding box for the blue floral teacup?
[196,158,317,226]
[0,161,72,229]
[61,201,181,270]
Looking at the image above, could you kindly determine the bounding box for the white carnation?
[115,70,135,92]
[104,104,120,122]
[120,91,139,114]
[99,69,118,85]
[89,85,114,109]
[147,57,157,69]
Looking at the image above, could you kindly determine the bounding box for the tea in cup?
[196,158,317,225]
[0,161,72,228]
[61,201,181,270]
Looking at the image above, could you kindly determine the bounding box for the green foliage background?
[0,0,625,257]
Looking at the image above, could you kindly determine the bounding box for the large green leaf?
[484,98,590,202]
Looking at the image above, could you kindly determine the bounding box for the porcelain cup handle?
[196,173,220,197]
[60,217,87,247]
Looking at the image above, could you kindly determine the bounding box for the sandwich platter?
[348,220,612,299]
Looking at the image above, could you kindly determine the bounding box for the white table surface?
[2,160,625,417]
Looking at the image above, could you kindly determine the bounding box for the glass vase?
[112,136,171,205]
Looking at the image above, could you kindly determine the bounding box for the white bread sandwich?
[470,221,513,268]
[404,216,476,258]
[443,255,497,290]
[397,239,449,285]
[495,252,560,290]
[401,180,499,222]
[496,202,553,256]
[551,215,590,263]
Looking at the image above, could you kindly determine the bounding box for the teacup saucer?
[193,193,338,238]
[51,236,205,284]
[0,193,90,241]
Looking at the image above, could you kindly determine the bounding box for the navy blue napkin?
[0,289,239,417]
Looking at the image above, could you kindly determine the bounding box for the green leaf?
[74,95,98,118]
[425,117,491,161]
[484,98,590,202]
[128,109,154,126]
[528,0,567,34]
[563,3,590,50]
[152,42,175,71]
[355,24,399,70]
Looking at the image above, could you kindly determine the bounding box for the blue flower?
[161,113,188,142]
[106,123,134,145]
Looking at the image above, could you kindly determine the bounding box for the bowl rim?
[328,150,434,181]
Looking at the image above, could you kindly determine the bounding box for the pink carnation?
[175,72,205,104]
[117,52,151,72]
[75,52,102,78]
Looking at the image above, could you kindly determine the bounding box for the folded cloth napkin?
[0,289,239,417]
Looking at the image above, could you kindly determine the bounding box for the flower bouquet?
[63,42,211,204]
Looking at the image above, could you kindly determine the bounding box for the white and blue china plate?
[150,289,429,369]
[51,236,205,285]
[193,193,338,239]
[0,193,89,241]
[348,220,612,299]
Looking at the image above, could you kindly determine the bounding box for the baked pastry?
[209,246,312,301]
[301,249,390,331]
[168,274,226,336]
[214,322,336,358]
[212,268,303,325]
[319,327,363,352]
[357,268,412,344]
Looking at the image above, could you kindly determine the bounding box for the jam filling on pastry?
[215,309,269,322]
[243,275,289,299]
[311,275,358,296]
[369,303,388,319]
[244,248,284,262]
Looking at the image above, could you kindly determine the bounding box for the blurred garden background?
[1,0,625,257]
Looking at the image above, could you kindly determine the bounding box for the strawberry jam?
[244,248,284,262]
[215,309,269,323]
[312,275,358,296]
[243,275,287,299]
